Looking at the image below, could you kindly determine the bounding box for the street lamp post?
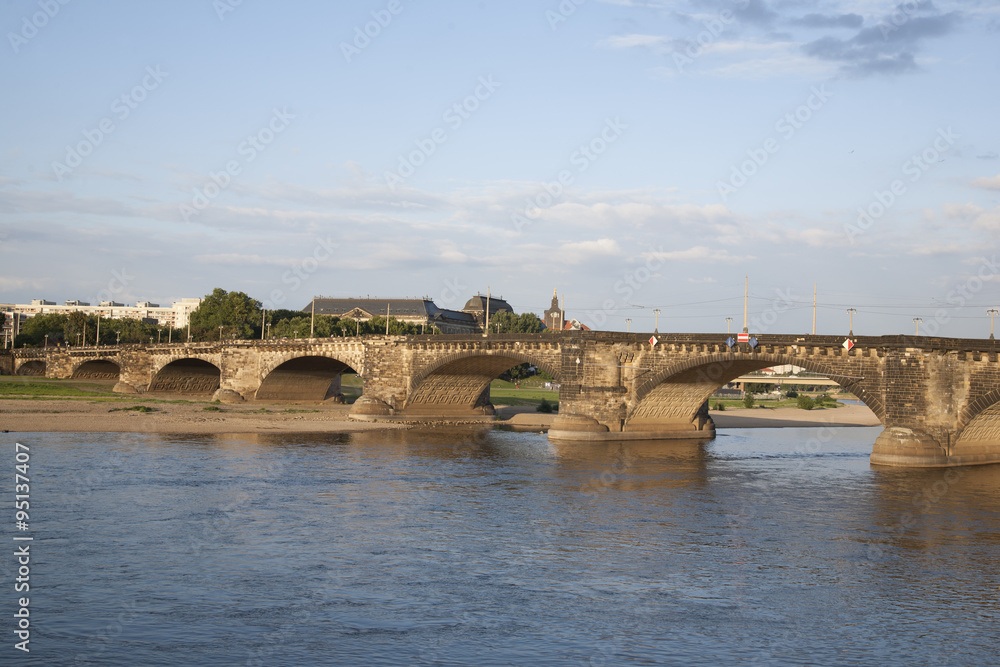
[653,309,661,333]
[725,317,733,334]
[913,317,922,336]
[116,331,120,345]
[846,308,857,336]
[266,323,271,340]
[219,325,224,341]
[625,318,631,333]
[989,309,998,339]
[44,334,48,348]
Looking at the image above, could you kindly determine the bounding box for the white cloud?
[598,34,668,49]
[642,246,754,263]
[971,175,1000,190]
[557,238,623,264]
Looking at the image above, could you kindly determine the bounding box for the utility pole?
[812,283,817,336]
[743,276,749,333]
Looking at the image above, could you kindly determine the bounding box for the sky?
[1,0,999,337]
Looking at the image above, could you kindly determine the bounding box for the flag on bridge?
[737,332,750,343]
[649,335,658,347]
[843,338,855,351]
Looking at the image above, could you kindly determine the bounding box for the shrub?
[797,395,815,410]
[715,402,725,411]
[786,389,798,399]
[537,399,553,413]
[743,393,755,409]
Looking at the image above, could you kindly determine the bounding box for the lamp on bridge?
[913,317,922,336]
[725,317,733,334]
[988,309,998,340]
[846,308,857,336]
[653,309,661,333]
[116,331,120,345]
[625,318,631,333]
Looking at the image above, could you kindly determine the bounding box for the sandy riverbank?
[0,399,880,435]
[0,398,407,434]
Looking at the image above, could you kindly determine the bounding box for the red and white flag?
[843,338,854,351]
[737,332,750,343]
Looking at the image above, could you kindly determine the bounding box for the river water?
[4,427,999,666]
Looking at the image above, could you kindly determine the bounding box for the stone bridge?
[5,332,1000,468]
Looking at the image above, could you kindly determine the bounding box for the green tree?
[188,288,262,341]
[490,311,544,334]
[15,313,69,347]
[743,393,755,409]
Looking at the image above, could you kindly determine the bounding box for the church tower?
[543,288,562,331]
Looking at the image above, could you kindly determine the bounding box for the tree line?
[8,288,549,347]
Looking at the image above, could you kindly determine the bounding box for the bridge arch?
[256,354,360,401]
[627,352,884,430]
[148,358,221,395]
[71,359,121,380]
[404,350,562,415]
[15,360,45,377]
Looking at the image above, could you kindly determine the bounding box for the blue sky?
[1,0,999,337]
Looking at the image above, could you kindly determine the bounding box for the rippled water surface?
[4,427,1000,665]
